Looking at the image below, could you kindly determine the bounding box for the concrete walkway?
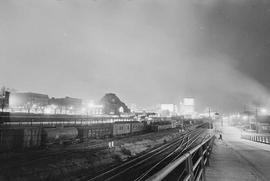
[205,126,270,181]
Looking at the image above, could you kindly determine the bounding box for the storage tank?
[42,127,78,145]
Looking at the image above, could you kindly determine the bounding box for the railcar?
[77,123,113,140]
[0,127,42,151]
[113,122,131,136]
[42,127,78,145]
[151,124,172,131]
[150,121,173,131]
[130,121,147,134]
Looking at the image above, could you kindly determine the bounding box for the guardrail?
[146,135,215,181]
[241,134,270,144]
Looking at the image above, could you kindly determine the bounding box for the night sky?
[1,0,270,112]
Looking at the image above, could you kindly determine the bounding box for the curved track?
[85,126,210,181]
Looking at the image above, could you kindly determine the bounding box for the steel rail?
[171,130,205,163]
[112,129,205,181]
[87,128,209,181]
[134,134,189,181]
[87,133,187,181]
[134,129,205,180]
[103,136,187,181]
[146,135,215,181]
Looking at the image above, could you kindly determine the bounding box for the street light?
[87,102,94,108]
[260,108,267,115]
[242,115,248,121]
[87,102,94,117]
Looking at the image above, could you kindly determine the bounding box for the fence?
[241,134,270,144]
[147,135,215,181]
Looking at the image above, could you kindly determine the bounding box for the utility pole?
[255,106,258,133]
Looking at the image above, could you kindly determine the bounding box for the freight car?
[0,127,42,151]
[42,127,78,145]
[76,121,147,140]
[77,123,113,140]
[130,121,147,134]
[150,121,173,131]
[113,122,131,136]
[0,121,148,151]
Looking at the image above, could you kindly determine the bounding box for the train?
[150,121,176,131]
[0,113,212,151]
[0,121,148,151]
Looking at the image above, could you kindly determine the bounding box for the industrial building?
[179,98,195,118]
[49,97,82,114]
[9,92,49,113]
[158,104,177,117]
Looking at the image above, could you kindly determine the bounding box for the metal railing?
[241,134,270,144]
[146,135,215,181]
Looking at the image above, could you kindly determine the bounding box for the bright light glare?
[242,116,248,121]
[260,108,267,114]
[88,102,94,108]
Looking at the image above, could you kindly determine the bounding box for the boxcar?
[151,123,172,132]
[113,122,131,136]
[42,127,78,145]
[131,121,146,134]
[0,127,42,151]
[77,123,113,140]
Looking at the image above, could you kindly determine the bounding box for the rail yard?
[0,113,209,151]
[85,125,212,181]
[0,113,213,181]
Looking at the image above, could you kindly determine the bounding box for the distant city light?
[160,104,174,112]
[183,98,194,106]
[260,108,268,115]
[87,100,95,108]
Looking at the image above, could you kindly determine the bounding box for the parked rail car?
[130,121,147,134]
[0,127,42,151]
[42,127,78,145]
[113,122,131,136]
[77,123,113,140]
[151,123,173,131]
[149,117,172,123]
[150,121,173,131]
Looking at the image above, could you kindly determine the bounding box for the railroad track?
[84,128,209,181]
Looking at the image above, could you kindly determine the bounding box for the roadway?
[206,125,270,181]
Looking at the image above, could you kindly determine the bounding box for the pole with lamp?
[255,106,258,133]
